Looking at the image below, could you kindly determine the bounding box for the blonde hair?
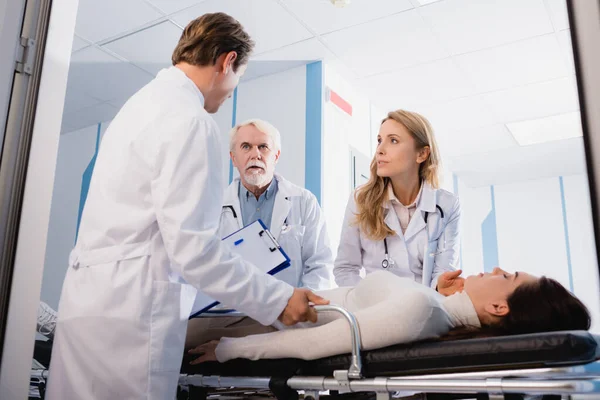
[354,110,442,240]
[229,118,281,152]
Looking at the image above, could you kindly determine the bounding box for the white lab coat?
[46,67,293,400]
[334,182,460,289]
[220,175,334,290]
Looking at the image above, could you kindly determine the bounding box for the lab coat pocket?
[279,225,305,261]
[149,280,187,373]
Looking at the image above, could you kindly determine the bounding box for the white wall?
[457,173,600,332]
[563,174,600,332]
[42,124,101,310]
[211,94,235,187]
[322,64,374,258]
[456,182,492,277]
[236,66,307,187]
[495,178,569,282]
[213,65,308,188]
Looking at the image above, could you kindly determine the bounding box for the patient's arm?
[215,292,448,362]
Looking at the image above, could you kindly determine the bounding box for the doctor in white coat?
[184,119,335,351]
[221,119,334,290]
[334,110,463,295]
[46,13,328,400]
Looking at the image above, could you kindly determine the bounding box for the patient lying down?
[189,268,590,363]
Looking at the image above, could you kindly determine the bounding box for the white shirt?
[388,184,423,234]
[215,271,480,362]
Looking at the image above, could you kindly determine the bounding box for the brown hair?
[172,12,254,71]
[353,110,441,241]
[440,277,591,341]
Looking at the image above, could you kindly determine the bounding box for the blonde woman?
[334,110,462,295]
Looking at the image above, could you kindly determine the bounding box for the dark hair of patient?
[442,277,591,340]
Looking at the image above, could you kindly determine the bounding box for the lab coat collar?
[273,173,303,197]
[226,174,301,239]
[382,181,437,240]
[157,66,205,107]
[404,182,436,241]
[382,181,436,213]
[419,182,437,213]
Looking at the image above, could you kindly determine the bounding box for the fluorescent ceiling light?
[506,111,582,146]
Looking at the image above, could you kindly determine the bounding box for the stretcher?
[178,305,600,400]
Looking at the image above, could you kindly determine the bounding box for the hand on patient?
[188,340,219,365]
[437,270,465,296]
[279,288,330,326]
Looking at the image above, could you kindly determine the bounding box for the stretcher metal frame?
[178,306,600,400]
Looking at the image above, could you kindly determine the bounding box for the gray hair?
[229,118,282,153]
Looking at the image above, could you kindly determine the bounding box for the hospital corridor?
[1,0,600,399]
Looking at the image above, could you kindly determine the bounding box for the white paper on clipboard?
[189,219,291,318]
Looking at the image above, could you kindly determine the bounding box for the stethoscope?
[382,205,445,269]
[222,197,290,229]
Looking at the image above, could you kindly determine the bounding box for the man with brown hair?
[46,12,328,400]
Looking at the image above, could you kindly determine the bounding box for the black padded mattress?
[181,330,599,378]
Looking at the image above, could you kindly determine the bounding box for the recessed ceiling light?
[506,112,583,146]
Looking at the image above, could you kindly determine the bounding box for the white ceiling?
[61,0,584,187]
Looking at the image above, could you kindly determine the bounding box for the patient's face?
[464,267,537,305]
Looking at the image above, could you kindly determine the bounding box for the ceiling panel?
[437,124,517,158]
[68,46,154,102]
[359,58,475,111]
[103,21,182,76]
[171,0,313,55]
[72,35,90,52]
[252,37,332,62]
[62,81,104,115]
[453,34,569,94]
[147,0,209,15]
[321,9,449,77]
[252,38,358,81]
[75,0,164,43]
[507,111,582,146]
[481,76,579,124]
[449,137,585,188]
[281,0,413,35]
[414,96,498,134]
[544,0,569,31]
[62,102,119,134]
[243,60,309,82]
[419,0,554,55]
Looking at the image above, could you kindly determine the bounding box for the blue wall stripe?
[559,176,575,291]
[229,87,238,184]
[481,185,499,272]
[75,123,101,243]
[305,61,323,204]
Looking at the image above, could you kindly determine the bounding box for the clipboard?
[189,219,291,319]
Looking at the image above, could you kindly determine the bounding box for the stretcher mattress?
[181,330,599,378]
